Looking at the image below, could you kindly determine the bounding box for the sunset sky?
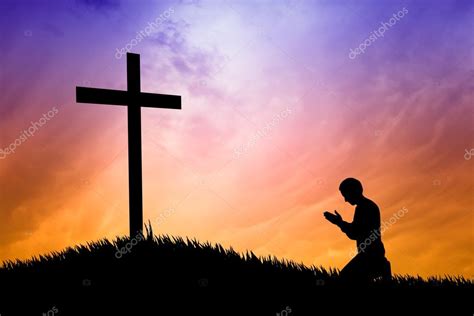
[0,0,472,278]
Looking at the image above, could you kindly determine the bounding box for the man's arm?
[338,221,360,240]
[340,204,378,240]
[324,210,363,240]
[324,211,342,225]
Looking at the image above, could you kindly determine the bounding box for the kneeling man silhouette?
[324,178,391,284]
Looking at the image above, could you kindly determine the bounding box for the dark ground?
[0,227,472,315]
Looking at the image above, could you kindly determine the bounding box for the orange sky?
[0,0,472,278]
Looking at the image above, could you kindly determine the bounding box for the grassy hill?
[0,226,471,315]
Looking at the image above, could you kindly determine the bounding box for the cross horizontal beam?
[76,87,181,109]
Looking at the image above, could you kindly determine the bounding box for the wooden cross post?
[76,53,181,236]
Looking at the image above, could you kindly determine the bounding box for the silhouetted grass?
[0,225,471,315]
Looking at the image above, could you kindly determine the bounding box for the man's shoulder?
[357,197,380,212]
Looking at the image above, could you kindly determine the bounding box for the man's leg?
[368,256,391,281]
[339,253,371,284]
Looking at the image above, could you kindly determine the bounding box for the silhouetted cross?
[76,53,181,236]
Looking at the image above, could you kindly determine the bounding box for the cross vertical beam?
[127,53,143,236]
[76,52,181,237]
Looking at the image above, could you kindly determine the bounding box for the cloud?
[0,0,472,278]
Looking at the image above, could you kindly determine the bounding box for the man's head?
[339,178,363,205]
